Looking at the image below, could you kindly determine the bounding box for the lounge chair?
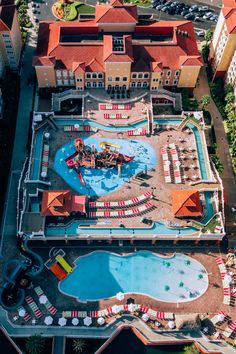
[223,321,236,338]
[210,311,227,325]
[34,286,57,315]
[17,306,31,322]
[25,295,43,318]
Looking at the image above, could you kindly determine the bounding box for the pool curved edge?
[58,251,209,304]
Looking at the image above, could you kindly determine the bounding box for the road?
[34,0,219,31]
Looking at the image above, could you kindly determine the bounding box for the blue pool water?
[54,137,157,196]
[59,251,208,302]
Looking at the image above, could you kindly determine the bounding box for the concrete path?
[1,310,236,354]
[194,67,236,234]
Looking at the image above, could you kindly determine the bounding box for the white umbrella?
[224,273,232,285]
[74,124,80,130]
[142,313,149,322]
[18,308,26,317]
[44,132,50,139]
[41,171,47,178]
[83,316,92,326]
[217,313,225,322]
[155,321,161,328]
[72,318,79,326]
[112,305,120,314]
[39,295,48,304]
[44,316,53,326]
[58,317,67,327]
[168,321,175,329]
[128,303,136,313]
[116,292,124,301]
[97,317,105,326]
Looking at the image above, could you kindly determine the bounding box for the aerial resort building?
[1,1,234,353]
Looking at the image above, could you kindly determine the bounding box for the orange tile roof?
[41,190,72,216]
[222,0,236,34]
[95,1,138,24]
[172,190,203,217]
[33,5,202,71]
[132,58,150,72]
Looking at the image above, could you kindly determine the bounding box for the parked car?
[199,5,209,11]
[181,9,189,16]
[196,30,205,37]
[203,12,213,20]
[184,13,195,20]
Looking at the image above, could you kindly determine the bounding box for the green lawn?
[125,0,151,7]
[78,4,95,14]
[202,216,220,233]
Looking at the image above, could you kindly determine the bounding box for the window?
[123,77,127,81]
[86,73,91,79]
[173,80,178,85]
[144,73,149,79]
[138,73,142,79]
[69,71,74,77]
[167,71,171,77]
[159,80,163,85]
[98,73,103,79]
[115,77,120,82]
[131,82,136,87]
[92,82,97,88]
[108,77,112,81]
[132,73,137,79]
[57,80,62,86]
[92,73,97,79]
[63,70,67,77]
[56,70,61,77]
[143,82,148,87]
[160,72,163,77]
[137,82,142,87]
[86,82,91,88]
[2,33,10,38]
[151,87,157,90]
[165,80,170,85]
[98,82,103,87]
[175,70,180,77]
[63,79,69,85]
[5,45,12,49]
[76,78,82,82]
[155,79,159,84]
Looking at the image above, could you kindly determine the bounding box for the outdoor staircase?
[190,181,221,191]
[153,88,182,111]
[35,116,58,132]
[52,89,82,112]
[178,114,202,131]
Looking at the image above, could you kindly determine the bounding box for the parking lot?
[29,0,219,33]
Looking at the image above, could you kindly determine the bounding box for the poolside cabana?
[172,190,203,218]
[41,190,87,216]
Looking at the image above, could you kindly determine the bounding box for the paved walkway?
[194,67,236,233]
[1,310,236,354]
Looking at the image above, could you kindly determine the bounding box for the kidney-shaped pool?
[59,251,208,302]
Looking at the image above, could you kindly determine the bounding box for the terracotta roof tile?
[95,4,138,23]
[172,190,202,217]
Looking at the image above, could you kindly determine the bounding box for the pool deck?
[7,251,230,321]
[24,121,220,237]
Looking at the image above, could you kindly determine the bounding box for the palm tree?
[26,335,45,354]
[72,339,86,353]
[183,344,200,354]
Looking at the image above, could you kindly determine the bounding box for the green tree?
[224,102,234,114]
[212,155,224,174]
[224,83,234,95]
[201,44,210,63]
[201,95,211,110]
[225,92,235,103]
[204,29,213,44]
[26,335,45,354]
[183,344,200,354]
[72,339,86,353]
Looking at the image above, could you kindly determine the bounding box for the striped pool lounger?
[42,161,48,167]
[128,130,134,136]
[215,257,223,264]
[104,114,110,119]
[18,306,31,322]
[89,211,96,218]
[112,104,118,110]
[156,312,164,319]
[118,210,125,217]
[140,305,149,313]
[90,311,98,317]
[223,321,236,337]
[211,311,227,325]
[118,201,125,207]
[124,104,131,110]
[132,208,140,215]
[164,312,174,320]
[89,201,96,208]
[221,272,226,279]
[145,202,152,209]
[100,104,106,110]
[62,311,71,318]
[25,296,42,318]
[106,306,112,315]
[140,129,146,135]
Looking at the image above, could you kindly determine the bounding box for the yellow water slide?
[100,142,120,149]
[55,255,73,273]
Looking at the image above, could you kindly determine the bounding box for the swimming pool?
[59,251,208,302]
[54,137,157,196]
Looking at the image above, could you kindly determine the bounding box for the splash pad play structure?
[54,137,157,196]
[65,138,134,186]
